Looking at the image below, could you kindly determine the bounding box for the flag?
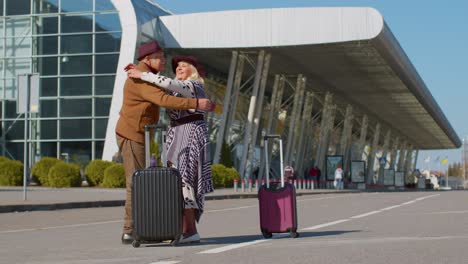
[441,157,448,164]
[424,156,431,163]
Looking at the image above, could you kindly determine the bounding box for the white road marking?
[198,234,289,254]
[349,210,381,219]
[148,261,180,264]
[206,205,256,213]
[0,220,122,234]
[302,219,350,230]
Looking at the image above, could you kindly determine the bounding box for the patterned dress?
[141,72,214,221]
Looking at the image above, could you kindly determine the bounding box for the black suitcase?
[131,124,183,248]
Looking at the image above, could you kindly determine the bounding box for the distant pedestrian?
[334,165,344,190]
[284,165,295,181]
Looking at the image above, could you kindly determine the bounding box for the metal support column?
[225,54,245,144]
[213,51,238,164]
[259,75,285,181]
[315,93,333,178]
[389,136,400,170]
[377,130,391,184]
[239,51,265,179]
[366,123,381,185]
[357,115,369,161]
[285,75,305,165]
[296,91,314,178]
[397,141,407,171]
[246,53,271,180]
[339,105,353,171]
[411,149,419,174]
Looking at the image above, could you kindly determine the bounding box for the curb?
[0,190,359,214]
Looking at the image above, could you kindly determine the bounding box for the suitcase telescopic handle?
[144,124,168,168]
[263,134,284,188]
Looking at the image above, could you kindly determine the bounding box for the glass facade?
[0,0,121,165]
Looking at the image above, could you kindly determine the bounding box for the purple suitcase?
[258,135,299,238]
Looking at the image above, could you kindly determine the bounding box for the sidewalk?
[0,186,359,213]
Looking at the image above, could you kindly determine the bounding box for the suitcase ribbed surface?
[132,167,183,242]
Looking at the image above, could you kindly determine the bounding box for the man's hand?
[198,99,216,112]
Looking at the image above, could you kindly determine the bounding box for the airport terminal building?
[0,0,460,184]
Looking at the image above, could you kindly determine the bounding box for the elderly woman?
[126,56,213,244]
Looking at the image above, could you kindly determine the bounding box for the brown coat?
[115,62,198,144]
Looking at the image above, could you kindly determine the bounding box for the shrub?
[85,159,113,186]
[31,157,62,186]
[101,163,126,188]
[210,164,240,188]
[211,164,226,188]
[224,167,241,187]
[48,163,81,188]
[220,141,233,168]
[0,160,23,186]
[0,156,11,163]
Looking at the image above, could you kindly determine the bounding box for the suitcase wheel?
[262,231,273,239]
[132,240,141,248]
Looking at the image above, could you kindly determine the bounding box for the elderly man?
[116,41,215,244]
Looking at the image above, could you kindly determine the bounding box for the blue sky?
[153,0,468,170]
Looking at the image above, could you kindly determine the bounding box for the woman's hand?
[198,99,216,112]
[124,63,142,79]
[127,68,143,79]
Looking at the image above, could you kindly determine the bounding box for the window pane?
[40,99,57,117]
[6,17,30,36]
[36,16,58,34]
[96,0,116,11]
[60,76,91,96]
[5,58,30,78]
[3,79,15,99]
[61,0,92,13]
[0,0,3,16]
[40,142,57,158]
[40,120,57,139]
[60,55,92,75]
[95,140,104,159]
[61,14,93,33]
[38,57,58,76]
[34,0,59,14]
[60,141,91,165]
[5,37,31,57]
[6,142,24,160]
[60,119,91,139]
[94,119,107,139]
[95,13,120,32]
[60,98,91,117]
[4,100,17,118]
[95,32,121,53]
[95,75,115,95]
[37,36,58,55]
[95,54,118,74]
[6,0,31,16]
[95,98,110,116]
[40,78,57,96]
[4,120,24,139]
[61,34,92,54]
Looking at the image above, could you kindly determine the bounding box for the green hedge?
[101,163,126,188]
[48,163,82,188]
[0,156,11,163]
[85,159,113,186]
[0,160,23,186]
[211,164,240,188]
[31,157,63,186]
